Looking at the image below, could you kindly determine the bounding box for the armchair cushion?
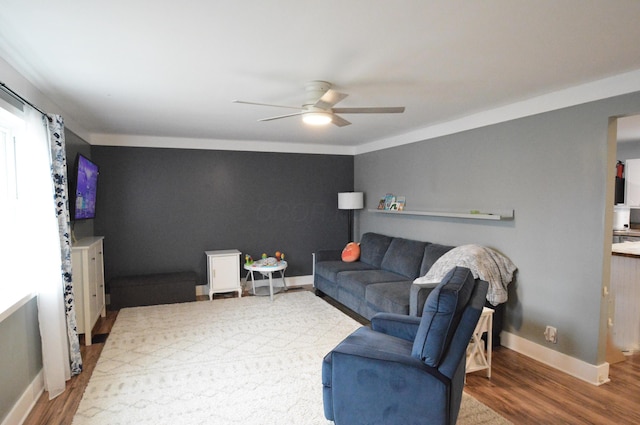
[411,266,475,366]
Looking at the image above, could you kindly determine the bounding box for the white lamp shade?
[338,192,364,210]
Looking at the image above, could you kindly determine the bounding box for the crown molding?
[90,69,640,156]
[356,68,640,155]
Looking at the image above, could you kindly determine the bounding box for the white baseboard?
[501,331,610,386]
[2,370,43,425]
[196,274,314,297]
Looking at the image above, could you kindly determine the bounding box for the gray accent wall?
[355,90,640,365]
[92,146,353,287]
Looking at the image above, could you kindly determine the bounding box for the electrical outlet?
[544,326,557,344]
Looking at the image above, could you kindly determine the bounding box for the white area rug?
[73,291,510,425]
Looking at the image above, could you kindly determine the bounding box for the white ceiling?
[1,0,640,152]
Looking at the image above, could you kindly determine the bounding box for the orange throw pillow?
[341,242,361,262]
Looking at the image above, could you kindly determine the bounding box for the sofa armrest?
[370,312,421,342]
[314,249,343,263]
[409,282,439,316]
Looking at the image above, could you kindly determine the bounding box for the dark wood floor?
[23,292,640,425]
[464,348,640,425]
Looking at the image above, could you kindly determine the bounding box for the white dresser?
[206,249,242,300]
[72,236,106,346]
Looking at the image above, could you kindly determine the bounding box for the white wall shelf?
[368,209,514,221]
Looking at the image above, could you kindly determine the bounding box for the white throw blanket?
[413,244,517,305]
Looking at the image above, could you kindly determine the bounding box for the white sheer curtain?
[20,106,71,398]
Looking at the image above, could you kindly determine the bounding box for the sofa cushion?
[411,267,475,367]
[365,281,413,316]
[419,243,456,277]
[315,260,377,283]
[359,233,393,267]
[337,269,407,299]
[381,238,428,279]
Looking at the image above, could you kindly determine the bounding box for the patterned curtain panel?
[47,114,82,375]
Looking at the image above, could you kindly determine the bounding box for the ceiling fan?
[233,80,405,127]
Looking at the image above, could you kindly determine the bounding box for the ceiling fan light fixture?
[303,111,332,126]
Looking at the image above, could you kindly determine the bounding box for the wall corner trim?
[501,331,610,386]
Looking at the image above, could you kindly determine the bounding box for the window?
[0,95,68,323]
[0,102,29,319]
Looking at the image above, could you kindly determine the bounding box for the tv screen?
[73,154,99,220]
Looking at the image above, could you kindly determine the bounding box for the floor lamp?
[338,192,364,242]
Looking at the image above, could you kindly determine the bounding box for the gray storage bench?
[109,271,197,310]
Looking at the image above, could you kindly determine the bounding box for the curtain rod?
[0,80,47,116]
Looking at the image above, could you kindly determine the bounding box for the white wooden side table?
[206,249,242,300]
[466,306,494,378]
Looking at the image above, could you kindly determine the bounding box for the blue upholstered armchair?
[322,266,489,425]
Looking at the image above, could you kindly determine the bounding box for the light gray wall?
[0,298,42,423]
[355,91,640,365]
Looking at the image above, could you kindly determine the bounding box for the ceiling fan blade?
[332,106,405,114]
[233,100,300,110]
[331,114,351,127]
[258,112,303,122]
[314,89,348,110]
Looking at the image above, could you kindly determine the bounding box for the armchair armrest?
[410,281,439,316]
[331,341,442,379]
[370,312,421,342]
[314,249,343,263]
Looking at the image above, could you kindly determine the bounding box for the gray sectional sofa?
[314,232,504,345]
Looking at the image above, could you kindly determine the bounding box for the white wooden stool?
[466,306,494,378]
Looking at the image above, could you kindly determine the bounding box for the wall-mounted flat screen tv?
[72,154,99,220]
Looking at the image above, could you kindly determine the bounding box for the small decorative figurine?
[245,254,254,265]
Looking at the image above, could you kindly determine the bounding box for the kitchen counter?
[613,228,640,237]
[612,241,640,257]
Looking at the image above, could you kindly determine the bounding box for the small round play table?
[244,259,288,301]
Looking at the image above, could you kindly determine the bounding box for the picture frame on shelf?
[383,193,395,210]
